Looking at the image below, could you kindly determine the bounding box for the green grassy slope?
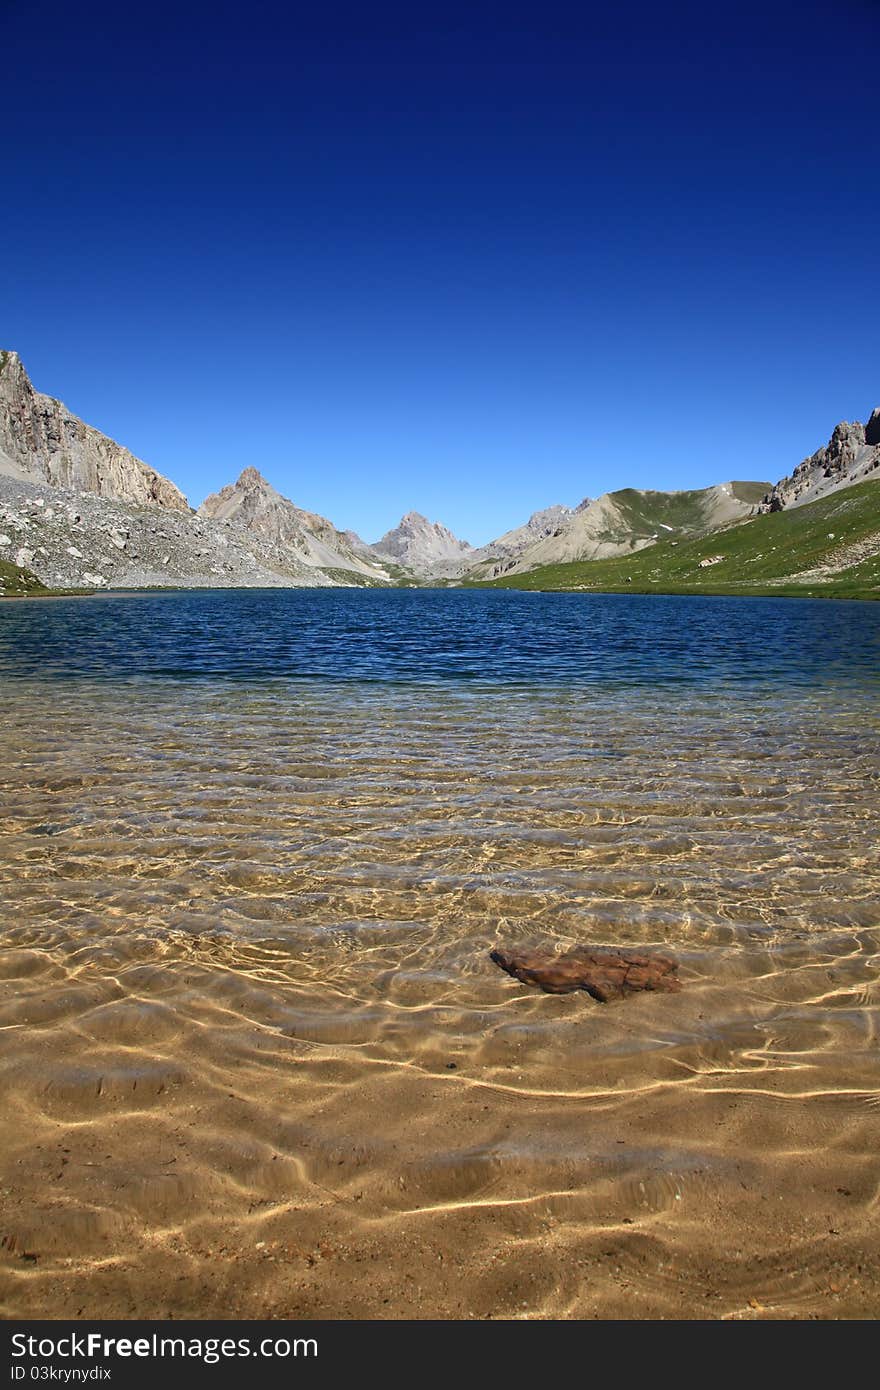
[477,480,880,599]
[0,558,95,599]
[605,481,769,539]
[728,481,772,505]
[0,557,53,596]
[463,480,773,582]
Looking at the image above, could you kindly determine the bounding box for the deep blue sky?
[4,1,878,544]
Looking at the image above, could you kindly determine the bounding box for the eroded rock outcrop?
[0,352,405,589]
[762,412,880,511]
[0,473,334,590]
[447,504,574,579]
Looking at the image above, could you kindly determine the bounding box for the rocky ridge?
[438,504,574,579]
[0,353,405,590]
[763,412,880,512]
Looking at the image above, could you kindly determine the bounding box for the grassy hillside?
[464,480,772,582]
[0,556,53,597]
[0,557,96,599]
[476,480,880,599]
[606,481,769,538]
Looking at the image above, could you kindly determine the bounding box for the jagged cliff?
[0,351,189,511]
[763,411,880,511]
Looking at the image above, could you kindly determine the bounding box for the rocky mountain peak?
[373,510,472,573]
[197,468,395,584]
[527,504,570,527]
[865,408,880,447]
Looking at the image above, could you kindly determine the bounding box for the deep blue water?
[1,588,878,689]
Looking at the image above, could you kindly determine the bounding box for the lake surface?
[2,587,878,687]
[1,590,879,1319]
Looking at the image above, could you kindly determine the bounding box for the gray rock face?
[0,350,189,511]
[199,468,396,582]
[763,412,880,510]
[0,464,403,591]
[479,504,573,558]
[372,511,472,574]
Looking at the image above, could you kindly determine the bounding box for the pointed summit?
[200,469,294,530]
[236,466,270,488]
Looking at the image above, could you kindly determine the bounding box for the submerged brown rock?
[489,946,681,1002]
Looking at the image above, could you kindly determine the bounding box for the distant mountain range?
[0,348,877,595]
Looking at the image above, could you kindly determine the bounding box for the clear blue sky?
[3,1,878,544]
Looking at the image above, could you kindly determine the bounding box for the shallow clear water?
[1,590,879,1319]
